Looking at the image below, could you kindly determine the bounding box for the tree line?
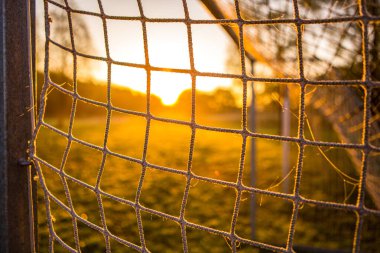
[38,71,241,119]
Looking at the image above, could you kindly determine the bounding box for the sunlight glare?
[151,71,191,105]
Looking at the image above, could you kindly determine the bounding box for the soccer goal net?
[31,0,380,252]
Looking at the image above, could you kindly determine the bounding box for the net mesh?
[31,0,380,252]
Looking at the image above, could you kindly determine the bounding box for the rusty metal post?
[0,0,37,252]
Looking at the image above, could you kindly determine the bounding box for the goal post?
[0,0,37,252]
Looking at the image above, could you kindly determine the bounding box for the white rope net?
[31,0,380,252]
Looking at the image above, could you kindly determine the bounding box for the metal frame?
[0,0,36,252]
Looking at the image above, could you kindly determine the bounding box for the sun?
[105,65,191,106]
[150,71,192,105]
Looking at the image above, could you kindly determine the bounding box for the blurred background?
[35,0,380,252]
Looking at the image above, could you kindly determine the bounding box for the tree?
[37,3,95,127]
[47,3,93,76]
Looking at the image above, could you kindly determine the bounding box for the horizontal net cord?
[47,0,380,25]
[34,139,380,221]
[48,38,380,87]
[41,78,380,151]
[40,105,378,152]
[43,184,288,253]
[40,187,142,253]
[35,154,380,253]
[37,158,375,253]
[38,175,380,253]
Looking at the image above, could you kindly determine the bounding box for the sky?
[38,0,239,105]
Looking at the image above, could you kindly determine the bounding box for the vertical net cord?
[178,1,196,252]
[353,0,372,251]
[228,1,249,252]
[286,0,306,251]
[34,1,59,252]
[33,1,81,252]
[94,1,112,252]
[50,0,83,252]
[135,1,151,251]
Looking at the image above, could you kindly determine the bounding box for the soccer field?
[36,114,379,252]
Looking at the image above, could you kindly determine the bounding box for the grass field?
[36,111,380,252]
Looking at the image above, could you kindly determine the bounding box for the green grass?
[36,113,380,252]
